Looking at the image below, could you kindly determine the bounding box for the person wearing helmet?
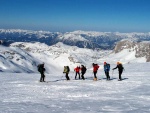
[112,62,124,81]
[104,62,110,80]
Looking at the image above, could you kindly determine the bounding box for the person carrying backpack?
[81,65,87,80]
[63,66,70,80]
[74,66,81,79]
[104,62,110,80]
[112,62,124,81]
[37,63,46,82]
[92,63,99,81]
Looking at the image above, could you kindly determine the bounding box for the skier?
[63,66,70,80]
[104,62,110,80]
[37,63,46,82]
[112,62,124,81]
[92,63,99,81]
[74,66,81,79]
[81,65,87,80]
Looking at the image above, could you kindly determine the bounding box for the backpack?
[67,66,70,72]
[37,64,41,72]
[82,66,87,72]
[95,64,99,70]
[107,63,110,71]
[84,67,87,72]
[119,64,124,70]
[37,64,45,72]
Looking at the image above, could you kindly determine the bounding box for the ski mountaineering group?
[37,62,124,82]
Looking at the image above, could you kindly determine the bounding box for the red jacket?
[74,67,80,72]
[93,65,99,72]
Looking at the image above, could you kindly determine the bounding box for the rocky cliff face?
[114,40,150,62]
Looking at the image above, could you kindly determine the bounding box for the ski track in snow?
[0,63,150,113]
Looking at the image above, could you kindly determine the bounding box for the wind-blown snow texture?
[0,63,150,113]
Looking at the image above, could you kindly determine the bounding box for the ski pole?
[60,74,64,80]
[101,73,103,80]
[92,71,94,79]
[112,70,114,79]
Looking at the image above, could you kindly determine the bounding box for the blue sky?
[0,0,150,32]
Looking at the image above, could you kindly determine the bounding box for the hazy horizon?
[0,0,150,32]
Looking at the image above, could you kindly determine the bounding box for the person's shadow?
[46,79,67,83]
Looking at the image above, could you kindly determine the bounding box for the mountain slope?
[0,40,149,73]
[0,41,111,73]
[10,42,111,73]
[0,45,38,73]
[113,40,150,62]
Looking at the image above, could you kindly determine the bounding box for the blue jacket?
[104,63,110,72]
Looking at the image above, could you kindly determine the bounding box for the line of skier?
[37,62,124,82]
[63,62,124,81]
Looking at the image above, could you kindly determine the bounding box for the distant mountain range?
[1,29,150,49]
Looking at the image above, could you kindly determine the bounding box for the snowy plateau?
[0,29,150,113]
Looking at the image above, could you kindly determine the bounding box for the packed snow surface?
[0,63,150,113]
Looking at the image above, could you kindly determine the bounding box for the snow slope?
[10,42,111,73]
[0,45,38,73]
[0,41,150,113]
[101,49,146,64]
[0,63,150,113]
[0,41,147,73]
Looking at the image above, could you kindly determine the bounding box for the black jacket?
[81,66,87,73]
[113,64,124,71]
[38,64,45,73]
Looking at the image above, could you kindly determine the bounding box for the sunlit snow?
[0,42,149,113]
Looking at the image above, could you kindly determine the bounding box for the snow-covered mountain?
[0,41,111,73]
[0,29,60,46]
[113,40,150,62]
[0,40,148,73]
[0,29,150,73]
[0,45,38,73]
[0,42,150,113]
[1,29,150,49]
[1,30,150,113]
